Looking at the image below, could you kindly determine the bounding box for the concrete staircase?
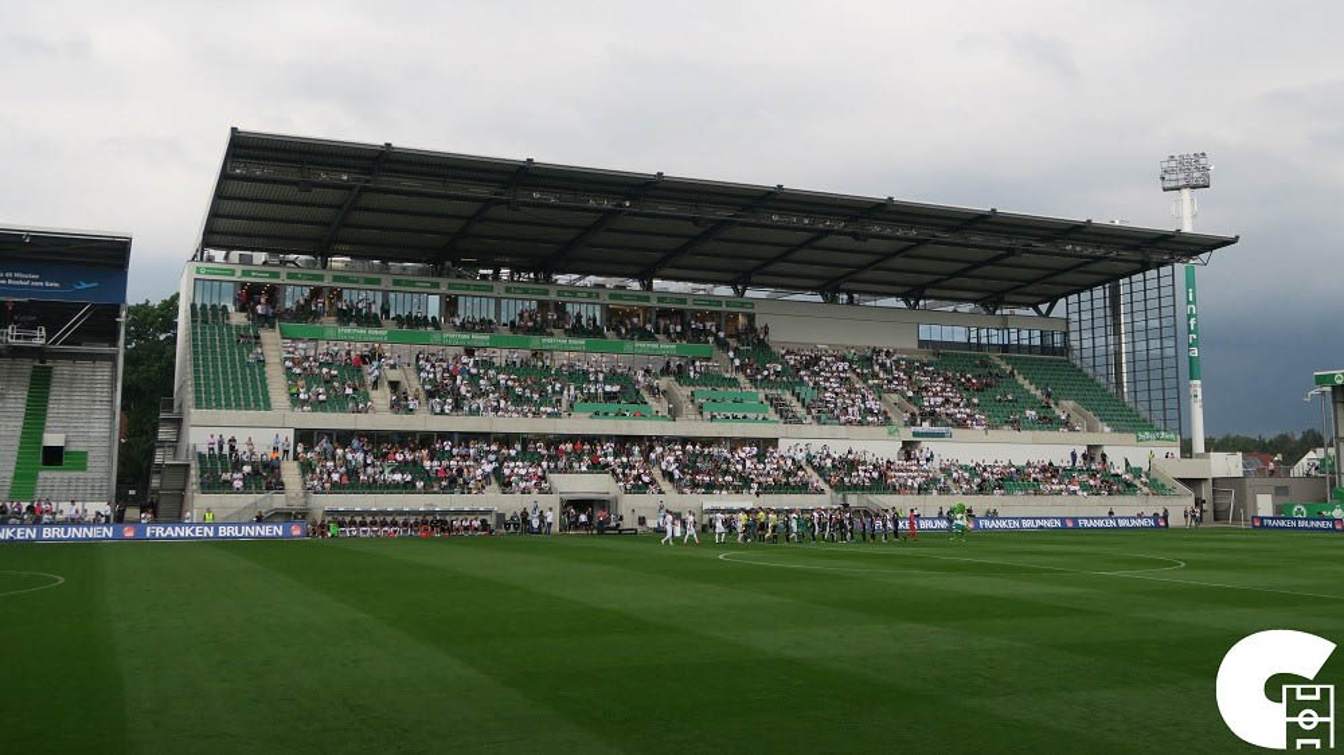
[367,370,392,414]
[651,466,674,495]
[771,388,812,424]
[280,460,305,506]
[0,359,33,497]
[399,362,426,411]
[660,378,694,420]
[881,393,916,425]
[258,329,291,410]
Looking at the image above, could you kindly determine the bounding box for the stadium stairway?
[660,378,694,420]
[258,329,291,410]
[0,360,34,497]
[280,460,306,508]
[650,466,674,494]
[7,365,53,501]
[367,373,391,415]
[773,388,812,424]
[879,392,916,425]
[398,362,426,410]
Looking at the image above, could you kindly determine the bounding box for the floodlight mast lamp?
[1160,152,1212,455]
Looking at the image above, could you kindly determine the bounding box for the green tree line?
[117,294,178,499]
[1182,429,1328,463]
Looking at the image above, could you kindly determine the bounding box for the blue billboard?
[914,515,1167,531]
[0,521,308,543]
[0,262,128,304]
[1251,516,1344,533]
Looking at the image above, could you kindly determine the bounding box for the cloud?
[0,0,1339,435]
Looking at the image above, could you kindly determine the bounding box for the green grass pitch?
[2,529,1342,753]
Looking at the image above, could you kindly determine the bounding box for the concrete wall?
[1219,476,1330,520]
[188,408,1174,450]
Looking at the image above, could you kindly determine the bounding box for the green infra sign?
[1314,370,1344,387]
[1280,502,1344,519]
[1184,265,1201,381]
[278,323,714,358]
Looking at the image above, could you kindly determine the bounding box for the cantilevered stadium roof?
[198,129,1237,309]
[1,225,132,269]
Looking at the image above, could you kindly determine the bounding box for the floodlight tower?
[1160,152,1212,455]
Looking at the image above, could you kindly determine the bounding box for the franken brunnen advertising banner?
[0,521,309,543]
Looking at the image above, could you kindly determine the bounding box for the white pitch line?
[0,570,65,598]
[1090,554,1188,575]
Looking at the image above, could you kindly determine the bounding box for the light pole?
[1160,153,1212,455]
[1305,387,1335,492]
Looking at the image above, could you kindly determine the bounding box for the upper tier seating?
[414,353,662,419]
[929,352,1070,431]
[858,349,1071,431]
[190,304,271,411]
[779,350,889,426]
[692,388,777,423]
[282,341,375,413]
[670,359,740,388]
[1000,355,1158,434]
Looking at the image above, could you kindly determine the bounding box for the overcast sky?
[1,1,1340,436]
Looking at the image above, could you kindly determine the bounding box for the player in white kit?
[683,510,700,544]
[713,512,727,544]
[660,511,676,545]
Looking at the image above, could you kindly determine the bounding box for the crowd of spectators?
[335,295,382,327]
[1,499,110,524]
[563,312,605,338]
[197,435,285,493]
[445,315,496,333]
[780,349,889,426]
[652,317,727,346]
[415,352,569,418]
[608,315,657,341]
[392,311,439,330]
[661,358,738,388]
[282,341,378,413]
[412,352,659,418]
[508,307,555,335]
[652,441,821,495]
[296,435,494,494]
[508,439,662,493]
[860,349,988,428]
[804,445,1160,496]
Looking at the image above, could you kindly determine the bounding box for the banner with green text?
[278,323,714,358]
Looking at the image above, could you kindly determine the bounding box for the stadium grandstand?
[0,226,131,519]
[153,128,1238,526]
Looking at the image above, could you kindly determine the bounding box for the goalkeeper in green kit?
[950,502,969,543]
